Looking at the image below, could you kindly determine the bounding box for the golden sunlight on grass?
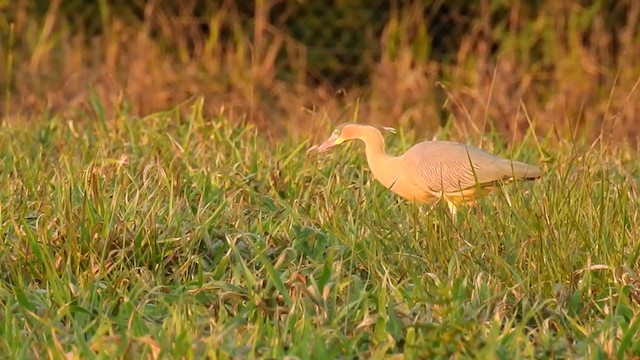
[1,1,640,358]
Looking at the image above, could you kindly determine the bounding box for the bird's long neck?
[361,128,387,158]
[359,128,399,189]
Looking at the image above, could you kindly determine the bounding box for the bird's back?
[401,140,542,198]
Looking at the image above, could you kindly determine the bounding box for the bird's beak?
[316,133,344,153]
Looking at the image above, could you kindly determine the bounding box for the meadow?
[0,97,639,358]
[3,1,640,358]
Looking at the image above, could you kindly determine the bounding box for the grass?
[0,97,639,358]
[3,1,640,142]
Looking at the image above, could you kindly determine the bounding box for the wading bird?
[309,123,542,215]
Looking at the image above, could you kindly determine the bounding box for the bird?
[309,123,543,215]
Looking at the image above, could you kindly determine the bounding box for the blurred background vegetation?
[1,0,639,143]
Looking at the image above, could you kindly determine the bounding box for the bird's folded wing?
[410,158,511,195]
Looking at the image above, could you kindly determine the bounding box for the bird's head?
[313,123,395,153]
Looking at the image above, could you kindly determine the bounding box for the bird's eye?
[332,130,340,136]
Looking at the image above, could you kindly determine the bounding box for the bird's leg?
[446,201,458,217]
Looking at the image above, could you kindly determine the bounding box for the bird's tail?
[508,161,543,180]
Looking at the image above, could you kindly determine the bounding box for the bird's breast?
[367,154,436,203]
[385,176,437,203]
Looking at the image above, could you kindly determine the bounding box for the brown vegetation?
[1,0,640,144]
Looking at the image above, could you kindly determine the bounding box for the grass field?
[1,98,640,359]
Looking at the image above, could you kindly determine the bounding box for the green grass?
[1,99,640,359]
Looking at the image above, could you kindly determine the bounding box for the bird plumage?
[312,123,542,214]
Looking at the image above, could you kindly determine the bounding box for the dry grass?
[2,0,640,144]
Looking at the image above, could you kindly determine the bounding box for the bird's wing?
[405,142,529,194]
